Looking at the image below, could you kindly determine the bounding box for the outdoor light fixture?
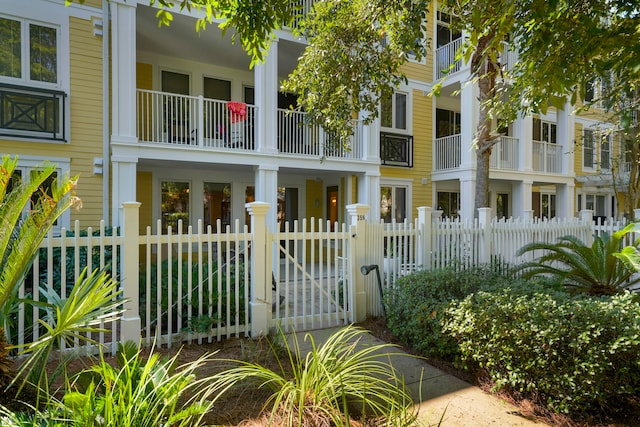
[360,264,385,316]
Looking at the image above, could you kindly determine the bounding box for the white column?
[556,182,575,219]
[254,39,279,154]
[254,165,279,231]
[346,204,370,321]
[512,180,533,219]
[120,201,141,344]
[111,0,137,141]
[459,176,475,221]
[113,157,137,227]
[111,0,138,227]
[513,115,532,172]
[358,171,380,221]
[246,202,271,336]
[556,101,575,175]
[460,79,478,169]
[362,114,380,161]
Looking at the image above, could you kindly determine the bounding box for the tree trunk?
[471,35,498,217]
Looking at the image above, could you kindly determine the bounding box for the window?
[381,92,407,131]
[435,108,461,138]
[381,185,408,223]
[496,193,509,219]
[600,134,611,170]
[8,157,70,232]
[204,182,230,233]
[161,181,190,234]
[533,118,557,143]
[243,85,254,105]
[162,71,189,95]
[0,16,58,85]
[0,16,65,141]
[584,78,598,103]
[583,193,607,218]
[583,129,595,169]
[437,191,459,218]
[204,77,231,101]
[540,193,556,219]
[436,11,461,48]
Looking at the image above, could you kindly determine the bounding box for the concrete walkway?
[294,327,545,427]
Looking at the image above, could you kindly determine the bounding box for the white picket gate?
[11,204,631,353]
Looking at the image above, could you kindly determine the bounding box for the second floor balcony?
[136,89,363,160]
[434,135,521,172]
[434,134,569,175]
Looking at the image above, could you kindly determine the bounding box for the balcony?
[136,89,362,159]
[435,38,463,80]
[499,41,518,73]
[434,134,461,170]
[489,136,519,170]
[380,132,413,167]
[532,140,563,174]
[435,135,520,172]
[0,83,66,142]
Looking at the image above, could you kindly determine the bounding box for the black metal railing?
[380,132,413,167]
[0,83,67,142]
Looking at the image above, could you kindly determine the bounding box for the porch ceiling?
[136,5,302,77]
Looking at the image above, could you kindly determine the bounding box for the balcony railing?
[380,132,413,167]
[137,89,362,159]
[278,109,362,159]
[489,136,519,170]
[500,41,518,72]
[532,140,563,174]
[0,83,66,141]
[434,134,461,170]
[435,38,463,79]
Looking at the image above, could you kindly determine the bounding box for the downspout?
[102,0,111,224]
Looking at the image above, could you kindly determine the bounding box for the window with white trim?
[533,118,557,144]
[381,181,411,223]
[437,191,460,218]
[7,157,71,232]
[583,129,595,169]
[161,180,190,234]
[381,91,407,132]
[600,133,611,170]
[0,15,65,141]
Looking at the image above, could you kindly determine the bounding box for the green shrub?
[384,264,521,358]
[513,224,640,296]
[139,258,246,333]
[444,289,640,414]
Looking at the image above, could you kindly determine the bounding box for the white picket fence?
[12,204,630,353]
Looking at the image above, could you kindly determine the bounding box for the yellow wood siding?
[380,88,432,213]
[137,171,153,233]
[68,16,104,226]
[0,15,105,228]
[137,62,153,89]
[305,179,323,220]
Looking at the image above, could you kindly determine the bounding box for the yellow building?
[1,1,620,232]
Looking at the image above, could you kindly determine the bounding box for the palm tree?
[513,223,640,296]
[0,155,81,335]
[0,155,122,397]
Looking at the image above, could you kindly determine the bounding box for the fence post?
[246,201,271,337]
[346,203,370,322]
[416,207,432,270]
[478,207,491,264]
[580,209,594,246]
[120,202,141,344]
